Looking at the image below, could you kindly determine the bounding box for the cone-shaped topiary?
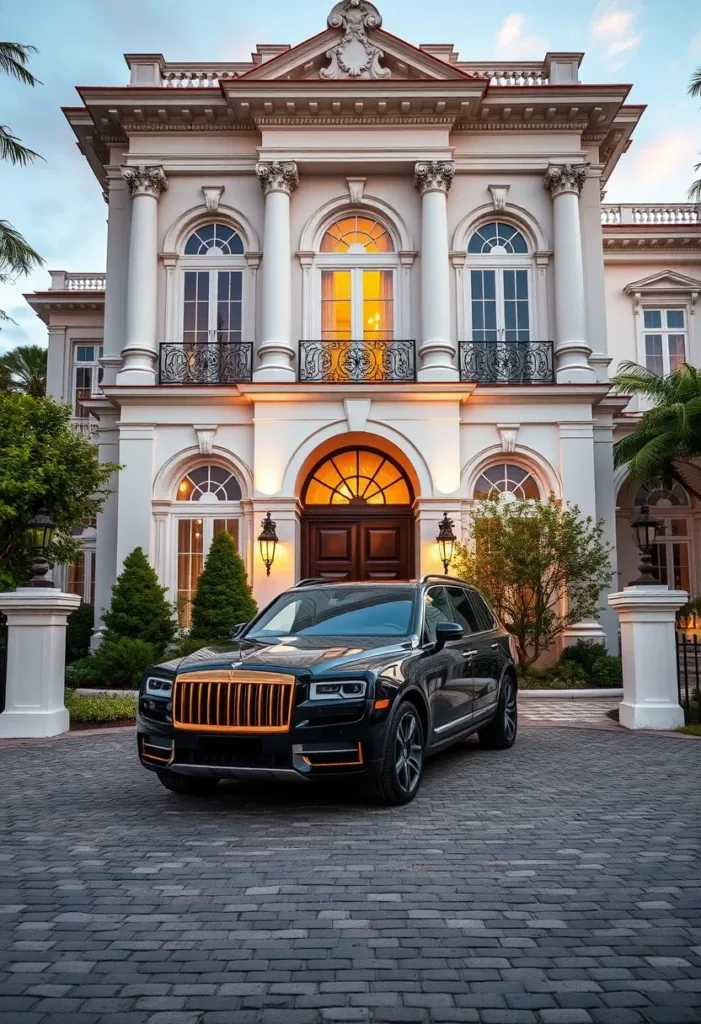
[101,547,176,656]
[189,532,257,644]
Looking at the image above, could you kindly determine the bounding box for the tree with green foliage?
[689,65,701,202]
[0,344,46,396]
[101,547,176,656]
[451,495,612,669]
[189,531,257,644]
[612,361,701,498]
[0,393,117,590]
[0,37,43,326]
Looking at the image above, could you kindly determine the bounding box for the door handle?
[491,643,500,649]
[463,649,477,658]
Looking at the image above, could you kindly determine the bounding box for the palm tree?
[689,66,701,203]
[612,361,701,499]
[0,40,44,324]
[0,344,47,397]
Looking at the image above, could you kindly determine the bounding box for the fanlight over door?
[303,448,413,506]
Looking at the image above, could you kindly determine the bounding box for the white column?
[91,410,120,648]
[0,589,81,738]
[609,585,687,730]
[543,163,595,383]
[116,165,168,386]
[254,162,298,382]
[102,165,131,388]
[414,162,457,382]
[594,413,619,651]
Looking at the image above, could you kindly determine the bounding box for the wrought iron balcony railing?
[459,340,555,385]
[299,339,416,384]
[159,341,253,385]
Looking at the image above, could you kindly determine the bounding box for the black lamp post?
[26,507,56,588]
[436,512,456,576]
[630,504,660,585]
[258,511,278,577]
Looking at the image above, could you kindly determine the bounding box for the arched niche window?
[172,463,243,627]
[180,223,246,347]
[317,215,397,342]
[303,448,412,506]
[633,480,691,591]
[467,221,532,342]
[473,463,540,501]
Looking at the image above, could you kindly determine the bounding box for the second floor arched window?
[467,221,531,342]
[181,223,246,346]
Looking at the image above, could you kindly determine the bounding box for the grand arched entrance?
[300,446,415,581]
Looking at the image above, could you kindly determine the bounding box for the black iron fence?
[159,342,253,385]
[676,632,701,724]
[459,340,555,385]
[299,339,416,383]
[0,612,7,715]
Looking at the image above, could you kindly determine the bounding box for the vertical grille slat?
[172,672,294,733]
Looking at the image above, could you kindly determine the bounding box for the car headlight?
[144,676,173,698]
[309,681,367,701]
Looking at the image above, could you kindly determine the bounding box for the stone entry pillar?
[255,161,299,382]
[608,585,687,730]
[0,588,81,738]
[414,161,458,382]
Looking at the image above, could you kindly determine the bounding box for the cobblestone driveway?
[1,725,700,1024]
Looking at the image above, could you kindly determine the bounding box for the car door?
[420,586,471,736]
[466,590,503,714]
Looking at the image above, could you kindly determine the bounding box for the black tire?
[156,770,220,796]
[365,700,425,806]
[479,675,518,750]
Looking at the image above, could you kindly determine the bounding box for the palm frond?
[611,361,681,403]
[0,344,46,397]
[0,41,39,86]
[0,124,40,166]
[690,175,701,204]
[0,220,43,276]
[689,65,701,98]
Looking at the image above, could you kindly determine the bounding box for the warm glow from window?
[474,463,540,501]
[304,449,411,506]
[321,216,393,254]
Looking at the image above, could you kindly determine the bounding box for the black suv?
[137,577,518,805]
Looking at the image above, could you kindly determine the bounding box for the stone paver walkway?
[1,725,700,1024]
[519,699,620,728]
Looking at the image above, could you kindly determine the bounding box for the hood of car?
[168,635,414,679]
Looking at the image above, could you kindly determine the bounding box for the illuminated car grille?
[173,671,295,733]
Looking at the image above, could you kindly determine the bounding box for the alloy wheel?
[503,680,517,743]
[394,711,423,793]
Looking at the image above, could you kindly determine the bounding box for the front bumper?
[137,702,389,783]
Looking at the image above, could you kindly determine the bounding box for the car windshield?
[246,586,416,638]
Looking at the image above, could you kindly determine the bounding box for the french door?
[470,268,530,341]
[321,268,394,340]
[176,517,240,627]
[183,269,243,345]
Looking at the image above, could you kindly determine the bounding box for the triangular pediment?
[238,2,479,83]
[624,270,701,295]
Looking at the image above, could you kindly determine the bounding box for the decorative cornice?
[121,164,168,198]
[414,160,455,196]
[321,1,390,81]
[255,115,456,126]
[256,161,299,197]
[454,121,590,132]
[544,162,589,199]
[122,122,255,134]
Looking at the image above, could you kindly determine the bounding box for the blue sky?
[1,0,700,352]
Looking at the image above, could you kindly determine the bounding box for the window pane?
[216,270,243,343]
[472,271,497,341]
[363,270,393,341]
[644,335,664,376]
[66,553,85,598]
[666,310,685,329]
[177,518,204,627]
[672,543,690,592]
[668,334,686,373]
[643,309,662,329]
[650,545,668,586]
[321,270,352,340]
[183,271,209,344]
[423,587,454,643]
[446,587,480,634]
[213,519,239,550]
[75,346,95,362]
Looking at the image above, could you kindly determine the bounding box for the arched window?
[180,222,245,347]
[634,481,689,507]
[304,448,412,506]
[321,216,394,254]
[467,221,531,342]
[632,480,691,591]
[173,463,243,627]
[473,463,540,501]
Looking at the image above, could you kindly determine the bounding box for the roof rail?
[419,574,470,586]
[294,577,327,588]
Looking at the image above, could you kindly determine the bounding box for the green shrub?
[66,602,94,664]
[519,660,591,690]
[189,532,257,644]
[102,547,176,655]
[590,655,623,686]
[65,656,102,688]
[560,640,609,676]
[90,637,157,689]
[65,689,137,723]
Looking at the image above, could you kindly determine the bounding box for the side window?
[469,592,497,632]
[446,587,481,635]
[423,586,454,644]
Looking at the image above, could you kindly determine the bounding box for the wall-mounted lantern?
[436,512,456,576]
[258,511,278,577]
[26,507,56,588]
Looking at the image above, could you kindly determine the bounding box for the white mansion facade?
[26,1,701,650]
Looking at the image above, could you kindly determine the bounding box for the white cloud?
[590,4,643,68]
[495,13,547,60]
[607,127,698,202]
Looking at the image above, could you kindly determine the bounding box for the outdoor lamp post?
[630,504,660,585]
[258,511,278,577]
[436,512,456,575]
[26,507,56,588]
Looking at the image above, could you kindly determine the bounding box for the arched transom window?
[632,479,691,591]
[634,481,690,507]
[474,463,540,501]
[467,221,531,342]
[177,465,242,502]
[181,223,245,347]
[304,448,412,506]
[321,216,394,254]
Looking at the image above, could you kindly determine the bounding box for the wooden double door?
[302,511,414,582]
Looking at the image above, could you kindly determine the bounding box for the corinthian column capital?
[256,161,299,197]
[543,162,589,199]
[121,165,168,199]
[414,161,455,196]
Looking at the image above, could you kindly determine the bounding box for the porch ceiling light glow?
[258,511,279,577]
[437,512,456,576]
[630,504,661,586]
[27,506,56,588]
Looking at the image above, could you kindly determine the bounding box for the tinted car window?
[248,586,415,638]
[469,591,497,632]
[423,586,454,643]
[446,587,481,635]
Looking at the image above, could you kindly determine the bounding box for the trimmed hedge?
[65,689,137,723]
